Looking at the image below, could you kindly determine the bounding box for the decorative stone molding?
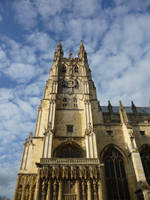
[40,158,99,165]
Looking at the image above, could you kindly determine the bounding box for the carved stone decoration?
[53,180,58,200]
[93,180,98,200]
[82,180,86,200]
[41,180,47,200]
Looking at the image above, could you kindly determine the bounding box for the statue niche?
[54,143,84,158]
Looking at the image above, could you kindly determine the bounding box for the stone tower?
[14,42,150,200]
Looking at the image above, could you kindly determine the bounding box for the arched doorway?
[103,147,130,200]
[140,146,150,185]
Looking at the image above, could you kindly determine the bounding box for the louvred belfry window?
[140,147,150,185]
[104,147,130,200]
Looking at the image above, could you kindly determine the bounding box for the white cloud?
[35,0,65,19]
[5,63,41,83]
[0,47,9,69]
[26,31,56,52]
[0,15,2,22]
[14,1,38,29]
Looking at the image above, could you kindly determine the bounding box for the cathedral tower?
[14,42,150,200]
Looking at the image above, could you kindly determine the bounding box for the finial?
[108,100,113,112]
[69,51,72,59]
[80,40,84,48]
[131,101,137,113]
[119,100,124,110]
[57,40,62,48]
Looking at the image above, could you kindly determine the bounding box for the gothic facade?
[14,41,150,200]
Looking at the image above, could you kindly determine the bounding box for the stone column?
[87,180,91,200]
[58,181,62,200]
[93,180,97,200]
[29,178,34,200]
[48,132,53,158]
[51,100,56,130]
[85,134,90,158]
[35,107,42,137]
[82,181,86,200]
[46,181,51,200]
[76,180,80,200]
[97,180,103,200]
[53,180,57,200]
[48,101,52,126]
[36,107,43,137]
[92,133,98,158]
[34,174,40,200]
[21,185,25,200]
[89,134,93,158]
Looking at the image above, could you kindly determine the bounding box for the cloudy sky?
[0,0,150,198]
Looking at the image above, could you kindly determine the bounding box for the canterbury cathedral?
[14,41,150,200]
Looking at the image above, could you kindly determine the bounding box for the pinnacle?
[57,40,62,49]
[79,40,85,50]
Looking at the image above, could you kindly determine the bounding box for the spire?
[108,100,113,113]
[54,40,64,61]
[78,40,87,62]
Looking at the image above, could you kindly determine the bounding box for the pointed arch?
[100,144,128,162]
[101,144,130,200]
[140,144,150,185]
[74,65,78,73]
[53,142,85,158]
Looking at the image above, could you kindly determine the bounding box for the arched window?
[140,146,150,185]
[74,66,78,73]
[103,147,130,200]
[54,144,83,158]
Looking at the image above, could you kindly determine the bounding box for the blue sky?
[0,0,150,198]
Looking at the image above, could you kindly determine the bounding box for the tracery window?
[24,185,30,200]
[74,66,78,73]
[54,144,83,158]
[103,147,130,200]
[140,147,150,185]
